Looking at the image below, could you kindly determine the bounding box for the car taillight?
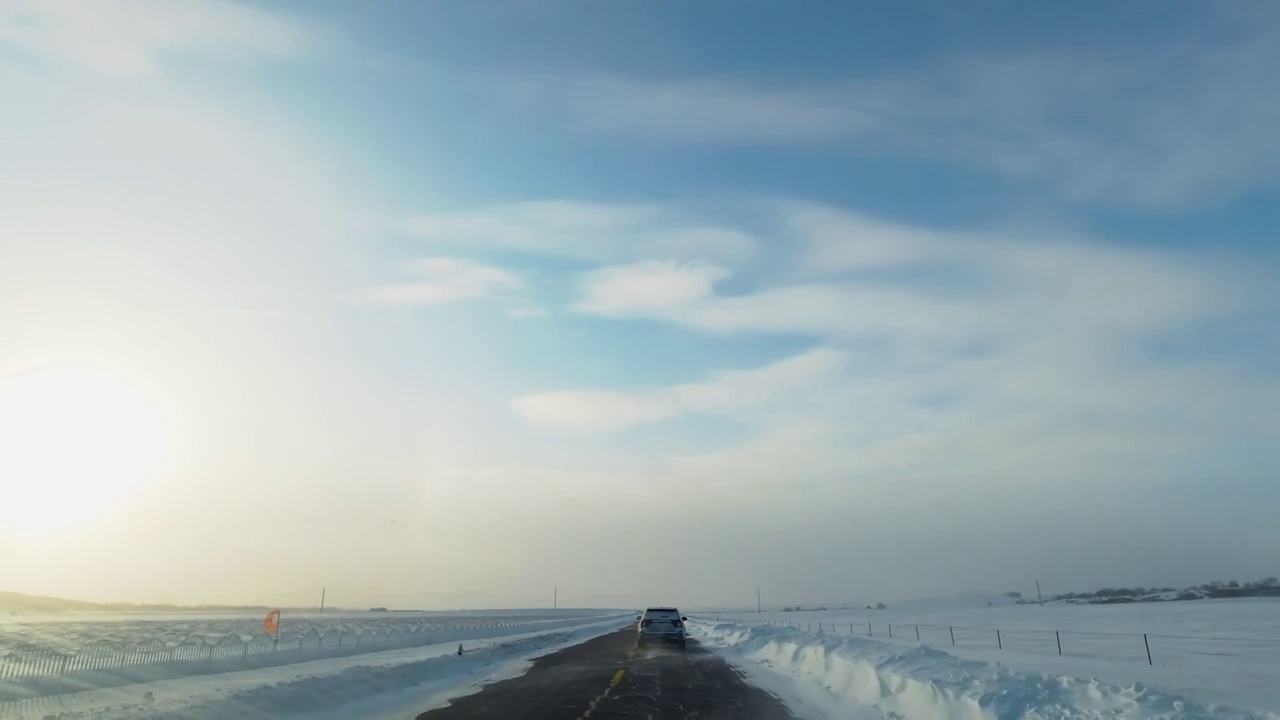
[642,619,652,627]
[672,620,682,628]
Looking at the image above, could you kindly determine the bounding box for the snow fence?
[691,620,1277,720]
[0,615,630,703]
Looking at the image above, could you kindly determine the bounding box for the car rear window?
[645,609,679,619]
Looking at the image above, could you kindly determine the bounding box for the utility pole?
[554,586,558,610]
[320,587,326,614]
[757,587,762,614]
[1036,580,1044,607]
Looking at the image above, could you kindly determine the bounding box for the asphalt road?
[417,627,794,720]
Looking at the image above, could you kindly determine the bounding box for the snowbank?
[0,618,628,719]
[712,599,1280,712]
[692,620,1278,720]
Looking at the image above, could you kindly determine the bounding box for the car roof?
[645,607,679,612]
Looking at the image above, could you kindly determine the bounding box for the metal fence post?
[997,629,1002,650]
[1144,634,1153,665]
[888,624,893,638]
[868,622,872,637]
[915,625,920,641]
[1056,631,1062,656]
[950,626,955,646]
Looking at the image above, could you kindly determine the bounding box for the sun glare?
[0,366,167,533]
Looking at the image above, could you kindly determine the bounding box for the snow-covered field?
[9,598,1276,717]
[0,609,608,655]
[711,596,1280,664]
[703,597,1280,715]
[0,618,628,720]
[692,620,1279,719]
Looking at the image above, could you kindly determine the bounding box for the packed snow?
[0,617,628,719]
[691,619,1279,720]
[708,596,1280,712]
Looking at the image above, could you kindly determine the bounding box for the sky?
[0,0,1278,611]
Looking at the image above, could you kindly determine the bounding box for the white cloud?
[477,314,1280,603]
[571,204,1244,343]
[883,39,1280,209]
[571,259,987,340]
[356,258,524,307]
[0,0,321,76]
[777,200,975,272]
[511,347,848,434]
[402,200,759,265]
[570,261,729,316]
[540,201,1278,517]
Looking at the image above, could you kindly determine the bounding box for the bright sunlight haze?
[0,364,167,534]
[1,0,1278,613]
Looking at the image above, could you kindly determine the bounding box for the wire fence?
[702,616,1280,668]
[0,616,613,682]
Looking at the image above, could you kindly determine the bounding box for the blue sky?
[0,0,1277,609]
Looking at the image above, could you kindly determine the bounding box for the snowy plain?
[0,609,607,655]
[702,596,1280,716]
[7,597,1276,718]
[692,619,1278,719]
[0,615,630,719]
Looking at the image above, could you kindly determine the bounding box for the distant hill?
[0,590,105,614]
[0,590,324,615]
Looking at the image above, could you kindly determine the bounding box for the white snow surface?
[0,617,628,719]
[691,620,1280,720]
[0,609,614,655]
[709,598,1280,713]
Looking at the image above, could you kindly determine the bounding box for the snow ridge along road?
[691,620,1280,720]
[0,617,630,720]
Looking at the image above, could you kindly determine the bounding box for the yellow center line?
[579,655,631,719]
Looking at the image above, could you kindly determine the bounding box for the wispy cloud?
[506,6,1280,209]
[356,258,525,307]
[506,301,550,320]
[528,201,1279,503]
[524,75,879,143]
[573,261,981,340]
[570,261,730,317]
[511,347,848,434]
[0,0,323,76]
[570,204,1245,342]
[402,200,759,265]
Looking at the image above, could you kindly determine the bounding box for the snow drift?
[691,620,1277,720]
[0,620,626,719]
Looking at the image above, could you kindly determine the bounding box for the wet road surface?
[416,627,793,720]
